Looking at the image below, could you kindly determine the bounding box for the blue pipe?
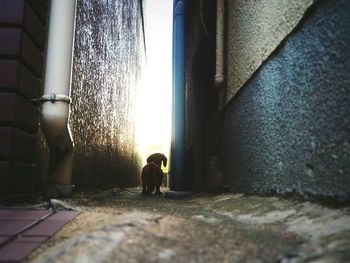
[170,0,187,190]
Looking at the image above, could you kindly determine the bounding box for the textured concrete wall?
[70,0,144,189]
[226,0,315,103]
[223,0,350,201]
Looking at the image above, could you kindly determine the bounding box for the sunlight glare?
[135,0,173,169]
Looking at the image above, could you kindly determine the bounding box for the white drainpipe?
[215,0,226,110]
[41,0,77,198]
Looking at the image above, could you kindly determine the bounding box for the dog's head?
[147,153,167,168]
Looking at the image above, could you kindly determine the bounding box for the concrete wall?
[225,0,315,103]
[69,0,144,190]
[222,0,350,201]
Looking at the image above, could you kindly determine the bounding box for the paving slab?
[0,219,35,235]
[0,209,79,263]
[0,209,51,220]
[0,241,41,262]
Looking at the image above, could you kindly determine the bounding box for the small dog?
[141,162,163,195]
[141,153,167,195]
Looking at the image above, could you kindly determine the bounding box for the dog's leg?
[142,183,147,195]
[148,184,155,195]
[154,171,164,195]
[154,189,162,195]
[141,166,149,195]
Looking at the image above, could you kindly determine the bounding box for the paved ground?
[26,188,350,263]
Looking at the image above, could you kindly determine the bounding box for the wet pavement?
[25,188,350,263]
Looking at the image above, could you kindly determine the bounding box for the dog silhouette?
[141,153,167,195]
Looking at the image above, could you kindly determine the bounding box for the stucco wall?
[226,0,315,103]
[69,0,144,189]
[223,0,350,201]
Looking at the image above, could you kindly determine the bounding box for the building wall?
[69,0,144,189]
[183,0,350,201]
[225,0,315,103]
[222,0,350,201]
[1,0,145,199]
[0,0,48,201]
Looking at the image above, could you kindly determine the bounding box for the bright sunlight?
[135,0,173,169]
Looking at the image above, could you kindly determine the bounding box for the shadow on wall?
[73,145,141,190]
[184,0,223,192]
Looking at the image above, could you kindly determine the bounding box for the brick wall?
[0,0,48,201]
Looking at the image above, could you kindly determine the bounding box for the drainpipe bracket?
[174,0,187,16]
[40,94,72,104]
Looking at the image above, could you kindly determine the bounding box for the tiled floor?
[0,209,78,262]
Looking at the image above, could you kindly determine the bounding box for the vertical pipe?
[41,0,77,198]
[171,0,187,190]
[215,0,226,110]
[170,0,176,189]
[215,0,225,89]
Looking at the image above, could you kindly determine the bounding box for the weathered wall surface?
[69,0,144,189]
[223,0,350,201]
[226,0,315,103]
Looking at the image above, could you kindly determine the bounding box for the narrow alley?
[1,0,350,262]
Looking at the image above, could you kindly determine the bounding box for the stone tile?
[0,219,34,235]
[23,220,71,237]
[0,236,10,244]
[0,209,51,220]
[0,240,41,262]
[16,236,48,243]
[46,211,79,221]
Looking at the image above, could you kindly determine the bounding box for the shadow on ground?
[26,188,350,263]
